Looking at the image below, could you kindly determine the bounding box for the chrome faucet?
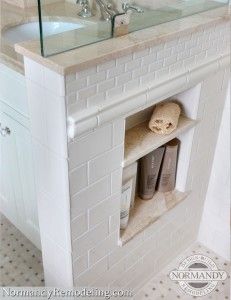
[77,0,118,21]
[76,0,93,18]
[95,0,118,21]
[122,2,144,14]
[76,0,143,21]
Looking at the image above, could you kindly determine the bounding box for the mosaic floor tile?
[137,242,230,300]
[1,212,229,297]
[0,214,44,287]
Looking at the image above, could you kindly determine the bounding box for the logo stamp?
[169,254,227,297]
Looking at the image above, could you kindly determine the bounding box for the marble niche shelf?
[120,190,190,246]
[123,115,197,168]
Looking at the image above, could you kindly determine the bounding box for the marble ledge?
[14,6,230,76]
[0,52,24,75]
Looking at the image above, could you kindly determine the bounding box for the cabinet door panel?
[0,112,40,248]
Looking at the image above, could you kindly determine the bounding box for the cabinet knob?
[0,123,11,137]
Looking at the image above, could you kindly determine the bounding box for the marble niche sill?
[120,190,190,246]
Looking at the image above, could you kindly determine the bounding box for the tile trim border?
[67,53,230,139]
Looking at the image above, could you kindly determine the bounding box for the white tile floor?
[0,213,230,299]
[135,243,230,300]
[0,214,44,287]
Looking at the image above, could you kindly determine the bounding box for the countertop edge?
[0,53,24,75]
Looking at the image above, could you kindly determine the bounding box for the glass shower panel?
[38,0,113,57]
[37,0,228,57]
[125,0,229,33]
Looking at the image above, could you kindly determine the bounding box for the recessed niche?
[120,85,201,246]
[124,115,197,168]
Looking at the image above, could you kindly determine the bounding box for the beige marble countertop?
[0,1,42,73]
[0,0,105,74]
[1,0,230,75]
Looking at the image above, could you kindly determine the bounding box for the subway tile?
[66,93,77,106]
[142,52,157,66]
[89,145,124,184]
[97,60,116,72]
[109,213,120,234]
[164,55,178,67]
[66,77,87,94]
[74,256,108,287]
[69,164,88,195]
[108,233,144,268]
[125,59,142,72]
[73,254,89,277]
[77,66,97,78]
[140,72,155,85]
[69,124,112,169]
[157,48,172,60]
[113,119,125,147]
[106,85,124,99]
[68,100,87,115]
[37,191,70,251]
[108,64,125,78]
[89,193,120,229]
[89,232,118,266]
[111,259,143,288]
[26,80,47,145]
[71,176,111,218]
[98,78,115,93]
[33,142,69,203]
[133,65,149,79]
[92,258,125,287]
[27,80,67,156]
[72,221,109,259]
[116,72,132,86]
[111,168,123,195]
[149,60,163,72]
[71,213,88,240]
[124,78,140,93]
[87,92,106,107]
[45,90,67,157]
[88,71,106,85]
[65,73,76,82]
[78,85,97,101]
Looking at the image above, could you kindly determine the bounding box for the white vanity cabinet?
[0,64,40,249]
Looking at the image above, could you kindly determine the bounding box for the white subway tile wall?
[66,22,230,290]
[24,20,230,290]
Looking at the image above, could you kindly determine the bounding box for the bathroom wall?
[64,21,230,289]
[22,12,230,287]
[198,82,230,260]
[3,0,64,8]
[129,0,165,9]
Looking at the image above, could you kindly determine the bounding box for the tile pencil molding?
[21,16,230,289]
[67,54,230,139]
